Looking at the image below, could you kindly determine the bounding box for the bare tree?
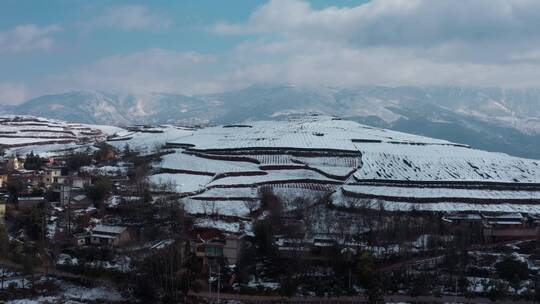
[243,199,259,216]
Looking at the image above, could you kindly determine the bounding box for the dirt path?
[191,291,536,303]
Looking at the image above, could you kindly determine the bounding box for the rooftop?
[92,224,127,235]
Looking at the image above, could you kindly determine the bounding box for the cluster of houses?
[1,155,92,213]
[443,212,540,242]
[0,153,249,269]
[0,154,132,245]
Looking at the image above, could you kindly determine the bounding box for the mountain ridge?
[2,85,540,158]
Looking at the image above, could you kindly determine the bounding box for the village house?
[276,237,311,260]
[443,212,540,242]
[482,213,539,242]
[58,184,71,207]
[90,224,131,247]
[442,213,485,240]
[70,194,93,209]
[53,176,91,207]
[195,230,246,266]
[0,198,6,223]
[17,196,46,210]
[71,176,91,189]
[223,234,246,265]
[275,234,344,261]
[42,167,63,186]
[73,232,89,246]
[6,156,22,171]
[56,175,69,185]
[0,170,8,188]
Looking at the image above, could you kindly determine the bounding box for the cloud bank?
[0,24,61,54]
[82,5,172,31]
[6,0,540,103]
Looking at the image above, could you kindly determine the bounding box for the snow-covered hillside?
[3,114,539,214]
[0,115,121,156]
[107,114,540,214]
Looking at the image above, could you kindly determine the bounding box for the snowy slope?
[160,151,259,174]
[343,185,540,201]
[144,115,540,214]
[355,143,540,183]
[0,115,114,156]
[107,125,193,154]
[169,116,454,151]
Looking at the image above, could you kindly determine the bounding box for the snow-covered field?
[193,217,253,235]
[160,151,259,174]
[146,115,540,214]
[168,116,455,151]
[0,115,110,156]
[191,187,259,200]
[343,184,540,200]
[4,142,85,158]
[355,143,540,183]
[107,125,193,154]
[207,169,340,187]
[181,198,252,217]
[148,172,213,194]
[331,189,540,213]
[3,277,124,304]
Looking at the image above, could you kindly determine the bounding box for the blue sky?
[2,0,540,104]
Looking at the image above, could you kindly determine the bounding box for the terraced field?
[0,115,120,156]
[140,115,540,215]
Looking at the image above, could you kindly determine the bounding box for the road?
[191,291,537,303]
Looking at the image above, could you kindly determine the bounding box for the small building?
[223,234,246,265]
[42,167,63,185]
[6,156,22,171]
[442,213,483,226]
[17,196,45,210]
[0,199,6,222]
[276,237,311,260]
[90,225,131,247]
[58,184,71,207]
[70,194,93,209]
[71,176,91,189]
[443,212,485,242]
[73,233,89,246]
[482,213,538,242]
[0,171,8,188]
[56,175,69,185]
[445,212,540,243]
[195,230,246,266]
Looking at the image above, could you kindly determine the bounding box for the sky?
[2,0,540,105]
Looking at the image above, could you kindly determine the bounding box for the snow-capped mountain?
[1,90,215,125]
[3,85,540,158]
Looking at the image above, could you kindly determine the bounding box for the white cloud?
[224,40,540,88]
[0,82,27,105]
[15,0,540,98]
[84,5,172,31]
[0,24,61,54]
[207,0,540,88]
[213,0,540,47]
[50,49,222,95]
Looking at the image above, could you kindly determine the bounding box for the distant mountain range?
[2,85,540,159]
